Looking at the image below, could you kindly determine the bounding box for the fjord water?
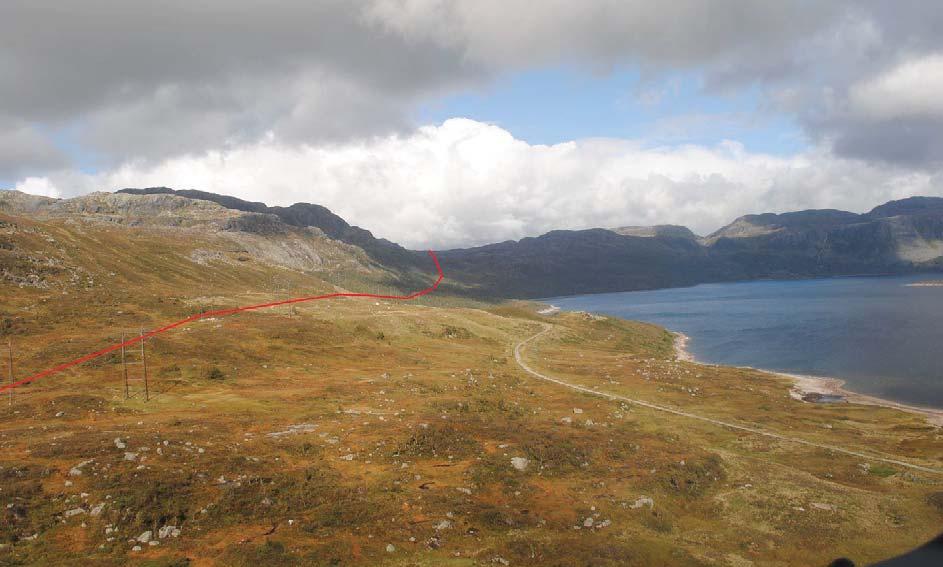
[548,274,943,409]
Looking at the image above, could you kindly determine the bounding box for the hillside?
[443,197,943,297]
[116,188,430,277]
[438,229,717,298]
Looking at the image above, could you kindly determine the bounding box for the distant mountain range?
[440,196,943,297]
[5,186,942,298]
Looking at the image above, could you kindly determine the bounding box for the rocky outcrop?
[118,187,427,272]
[0,190,239,228]
[613,225,699,239]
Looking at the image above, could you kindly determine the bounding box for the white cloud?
[849,54,943,120]
[15,119,942,249]
[14,176,61,198]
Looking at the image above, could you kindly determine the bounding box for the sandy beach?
[673,332,943,427]
[904,280,943,287]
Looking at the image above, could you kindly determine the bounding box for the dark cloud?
[831,119,943,167]
[2,0,943,175]
[0,121,68,180]
[1,1,478,119]
[1,0,484,166]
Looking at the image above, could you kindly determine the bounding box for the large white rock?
[510,457,529,471]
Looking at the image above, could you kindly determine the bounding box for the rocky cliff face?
[0,190,241,228]
[702,198,943,277]
[868,197,943,263]
[0,190,378,290]
[117,188,427,273]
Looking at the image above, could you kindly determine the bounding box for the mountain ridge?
[4,187,942,298]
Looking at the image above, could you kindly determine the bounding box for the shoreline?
[672,332,943,427]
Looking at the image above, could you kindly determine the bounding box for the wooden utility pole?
[7,338,13,407]
[140,327,149,402]
[121,332,129,400]
[287,280,293,318]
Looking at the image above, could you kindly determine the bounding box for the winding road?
[514,324,943,475]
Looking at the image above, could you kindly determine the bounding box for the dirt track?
[514,324,943,475]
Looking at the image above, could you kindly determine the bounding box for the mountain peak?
[706,209,864,242]
[868,196,943,218]
[117,187,426,271]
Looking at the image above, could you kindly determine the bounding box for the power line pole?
[121,332,129,400]
[7,338,13,408]
[287,280,293,318]
[140,327,149,402]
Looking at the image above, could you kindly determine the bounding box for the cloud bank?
[5,1,943,179]
[5,2,943,245]
[19,119,941,249]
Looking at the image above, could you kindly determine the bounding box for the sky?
[3,1,943,249]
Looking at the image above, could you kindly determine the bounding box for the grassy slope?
[0,214,941,566]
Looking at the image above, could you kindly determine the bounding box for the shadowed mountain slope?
[442,197,943,297]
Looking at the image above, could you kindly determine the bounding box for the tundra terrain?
[0,194,941,566]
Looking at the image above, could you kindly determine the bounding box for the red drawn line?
[0,250,444,394]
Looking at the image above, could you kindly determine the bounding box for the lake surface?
[546,275,943,409]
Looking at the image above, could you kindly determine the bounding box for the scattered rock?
[510,457,529,471]
[434,520,452,531]
[158,525,180,539]
[136,530,152,543]
[114,438,126,449]
[267,423,318,438]
[628,496,654,509]
[69,459,93,476]
[64,508,85,518]
[386,544,396,553]
[124,452,138,461]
